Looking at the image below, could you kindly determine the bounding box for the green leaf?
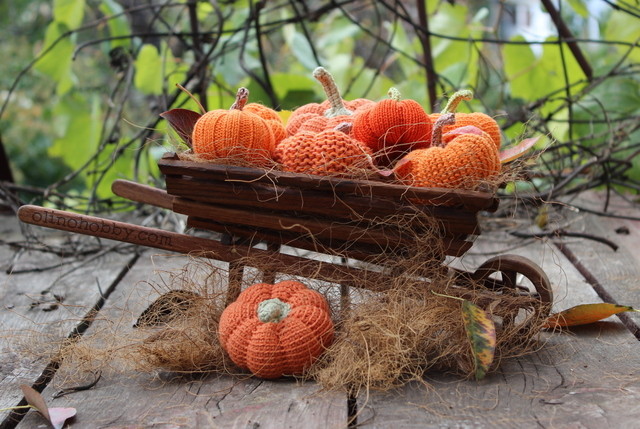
[283,24,320,71]
[99,0,131,48]
[35,22,75,94]
[604,10,640,64]
[48,94,103,172]
[566,0,589,18]
[54,0,85,29]
[134,44,163,95]
[462,300,496,380]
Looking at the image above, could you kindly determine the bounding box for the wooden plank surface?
[355,226,640,428]
[558,191,640,329]
[0,216,137,426]
[16,251,348,428]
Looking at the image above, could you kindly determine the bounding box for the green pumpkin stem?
[257,298,291,323]
[432,113,456,148]
[388,87,402,102]
[442,89,473,114]
[313,67,352,118]
[230,87,249,111]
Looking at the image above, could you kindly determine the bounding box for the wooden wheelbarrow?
[17,153,553,316]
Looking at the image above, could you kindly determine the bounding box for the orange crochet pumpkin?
[243,102,287,145]
[352,87,432,166]
[218,280,334,379]
[429,90,501,149]
[275,124,373,176]
[192,88,276,165]
[285,67,373,136]
[395,113,500,190]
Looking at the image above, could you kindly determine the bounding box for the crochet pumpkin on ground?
[218,280,334,379]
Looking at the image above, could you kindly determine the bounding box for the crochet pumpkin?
[192,87,276,165]
[352,87,432,166]
[395,113,500,190]
[243,102,287,145]
[286,67,373,136]
[429,90,501,149]
[218,280,334,379]
[275,123,373,176]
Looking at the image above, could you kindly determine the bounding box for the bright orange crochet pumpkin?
[275,124,373,176]
[243,102,287,145]
[192,88,276,165]
[218,280,334,379]
[285,67,373,136]
[395,113,500,190]
[352,87,432,166]
[429,90,501,149]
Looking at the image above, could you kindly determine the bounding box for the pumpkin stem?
[313,67,352,118]
[387,87,402,102]
[431,113,456,148]
[334,122,353,134]
[257,298,291,323]
[230,87,250,111]
[442,89,473,114]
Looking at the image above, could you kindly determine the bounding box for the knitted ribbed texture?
[286,100,374,136]
[395,130,500,190]
[218,280,334,379]
[296,114,353,134]
[192,109,276,165]
[275,129,373,176]
[244,103,287,145]
[353,98,432,165]
[430,113,501,149]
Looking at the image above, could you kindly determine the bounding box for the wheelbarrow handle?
[17,204,225,258]
[111,179,174,210]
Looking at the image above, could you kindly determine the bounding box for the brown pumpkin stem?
[230,87,249,111]
[442,89,473,114]
[431,113,456,147]
[313,67,352,118]
[257,298,291,323]
[334,122,353,134]
[387,87,402,102]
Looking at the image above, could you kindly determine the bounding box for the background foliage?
[1,0,639,213]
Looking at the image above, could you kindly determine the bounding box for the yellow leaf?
[543,303,638,329]
[462,300,496,380]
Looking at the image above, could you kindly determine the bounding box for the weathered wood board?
[17,251,348,428]
[355,228,640,428]
[0,217,136,426]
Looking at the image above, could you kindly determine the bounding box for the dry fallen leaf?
[500,136,540,163]
[20,384,77,429]
[543,303,639,329]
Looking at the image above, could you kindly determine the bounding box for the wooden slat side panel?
[164,175,481,235]
[157,154,498,211]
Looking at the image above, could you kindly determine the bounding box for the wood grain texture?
[559,192,640,329]
[0,216,136,425]
[157,153,499,211]
[17,251,348,429]
[355,230,640,428]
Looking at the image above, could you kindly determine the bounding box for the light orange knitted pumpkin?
[275,124,373,176]
[218,280,334,379]
[243,102,287,145]
[285,67,373,136]
[429,90,501,149]
[192,88,276,165]
[352,87,433,166]
[395,113,500,190]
